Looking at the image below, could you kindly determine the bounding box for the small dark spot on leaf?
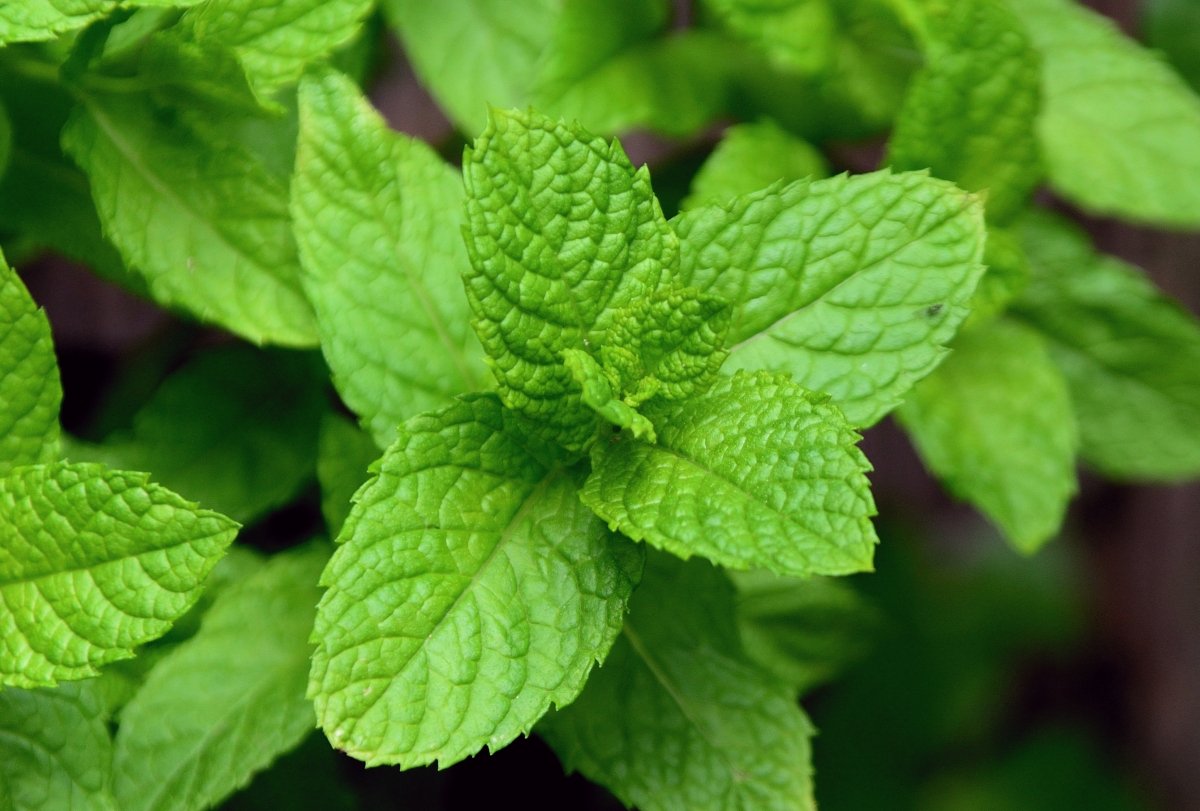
[925,303,944,317]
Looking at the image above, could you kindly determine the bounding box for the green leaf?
[703,0,836,74]
[682,119,828,211]
[888,0,1041,223]
[581,371,877,577]
[968,226,1031,327]
[0,100,11,180]
[383,0,559,133]
[672,170,986,426]
[0,681,116,811]
[293,69,486,448]
[541,554,817,811]
[561,348,657,442]
[0,462,238,688]
[463,108,679,450]
[601,285,730,406]
[0,250,61,476]
[1012,213,1200,480]
[309,394,643,768]
[0,0,116,44]
[112,545,326,811]
[732,569,875,693]
[68,346,326,524]
[1011,0,1200,228]
[178,0,374,93]
[62,93,317,347]
[316,413,380,537]
[898,319,1078,553]
[1145,0,1200,92]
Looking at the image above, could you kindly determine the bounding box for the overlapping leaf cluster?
[1,0,1199,809]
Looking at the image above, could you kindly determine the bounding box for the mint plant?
[1,0,1199,809]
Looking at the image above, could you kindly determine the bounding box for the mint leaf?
[0,462,238,688]
[1012,0,1200,227]
[0,250,61,475]
[112,545,326,811]
[602,286,730,406]
[672,170,986,427]
[0,681,116,811]
[0,100,11,179]
[67,347,326,524]
[463,108,678,450]
[0,1,115,44]
[293,69,486,447]
[62,94,317,346]
[682,120,828,211]
[969,226,1031,327]
[178,0,374,92]
[541,554,816,811]
[1013,213,1200,480]
[315,414,379,537]
[888,0,1041,223]
[309,394,643,768]
[1146,0,1200,92]
[581,371,877,577]
[898,319,1078,553]
[383,0,559,133]
[703,0,835,74]
[732,569,874,694]
[561,349,657,442]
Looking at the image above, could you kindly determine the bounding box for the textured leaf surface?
[0,681,115,811]
[0,250,61,476]
[0,462,238,688]
[899,319,1078,553]
[71,347,326,523]
[888,0,1040,223]
[294,70,485,447]
[600,286,730,406]
[0,0,114,43]
[463,109,678,450]
[732,569,874,694]
[309,394,643,768]
[682,120,828,211]
[582,371,877,576]
[541,555,816,811]
[673,170,986,426]
[704,0,835,74]
[180,0,374,92]
[384,0,559,132]
[62,94,317,346]
[316,414,380,537]
[1013,214,1200,480]
[1012,0,1200,227]
[112,545,326,811]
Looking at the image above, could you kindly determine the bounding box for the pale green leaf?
[703,0,836,74]
[672,170,986,426]
[541,554,816,811]
[1013,213,1200,480]
[968,226,1031,327]
[562,349,657,442]
[581,371,877,577]
[732,569,875,693]
[316,414,380,537]
[888,0,1041,223]
[0,681,116,811]
[68,347,326,524]
[383,0,559,133]
[309,394,643,768]
[1012,0,1200,227]
[62,94,317,346]
[463,108,678,450]
[0,0,115,44]
[0,462,238,688]
[112,545,326,811]
[179,0,374,92]
[899,319,1078,553]
[0,250,61,476]
[682,120,828,211]
[294,69,486,448]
